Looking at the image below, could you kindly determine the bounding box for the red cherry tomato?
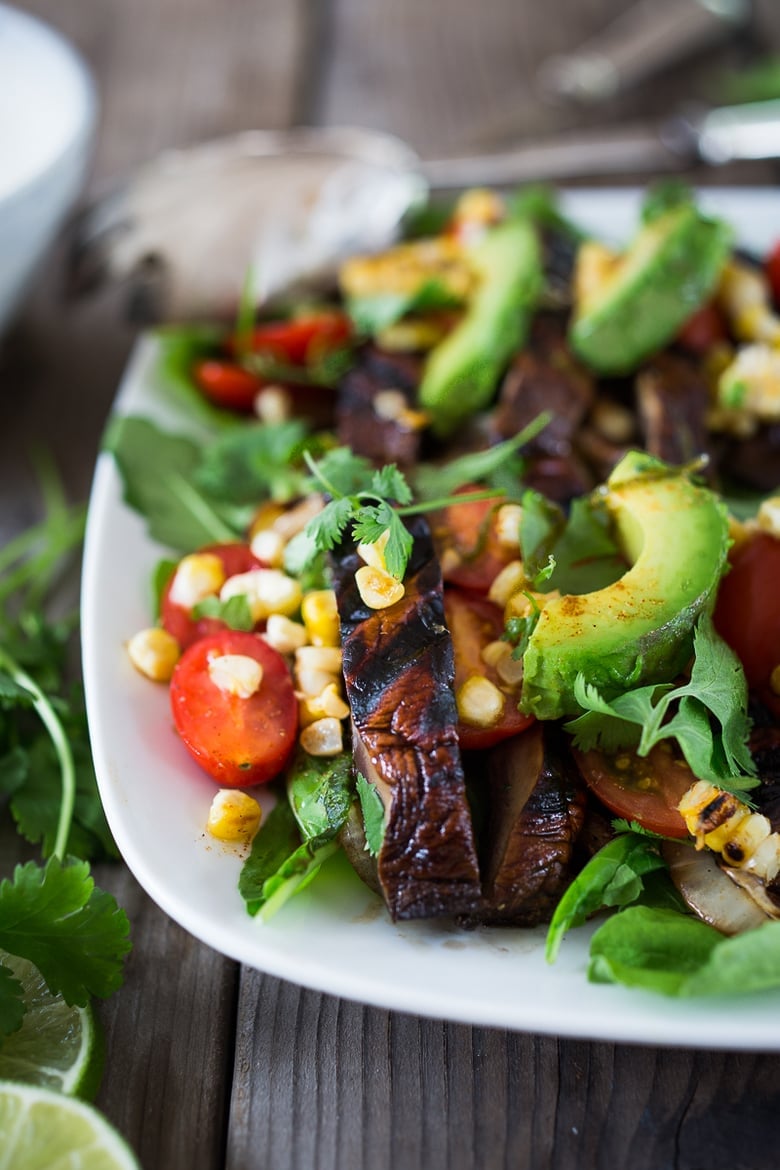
[714,531,780,695]
[229,312,352,364]
[444,588,534,750]
[193,360,262,412]
[161,543,263,651]
[676,302,728,355]
[437,488,515,594]
[170,630,298,787]
[573,744,692,838]
[766,241,780,308]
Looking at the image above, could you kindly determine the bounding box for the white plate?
[83,188,780,1048]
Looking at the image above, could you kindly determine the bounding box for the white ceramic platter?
[82,188,780,1047]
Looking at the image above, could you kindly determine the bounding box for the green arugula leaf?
[412,413,551,499]
[105,416,241,552]
[152,326,239,430]
[565,615,757,794]
[0,859,130,1006]
[545,833,666,963]
[287,748,352,849]
[588,906,722,996]
[238,798,340,921]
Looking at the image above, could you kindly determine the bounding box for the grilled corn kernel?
[168,553,226,609]
[494,505,524,550]
[591,398,636,444]
[717,259,780,345]
[207,654,263,699]
[457,676,505,727]
[249,528,286,568]
[678,779,780,883]
[207,789,262,843]
[263,614,309,655]
[452,187,506,229]
[376,319,449,353]
[355,565,405,609]
[295,667,339,698]
[339,236,472,302]
[127,628,180,682]
[301,589,340,647]
[299,716,344,757]
[356,529,390,572]
[299,682,350,726]
[254,385,292,424]
[220,568,302,621]
[488,560,526,607]
[574,240,620,313]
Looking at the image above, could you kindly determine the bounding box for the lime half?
[0,1081,140,1170]
[0,955,104,1099]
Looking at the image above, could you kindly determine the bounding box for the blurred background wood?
[2,1,780,1167]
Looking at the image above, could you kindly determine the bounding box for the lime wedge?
[0,954,104,1099]
[0,1081,140,1170]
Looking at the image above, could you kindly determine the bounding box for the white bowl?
[0,4,96,333]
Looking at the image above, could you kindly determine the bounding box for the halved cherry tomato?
[161,542,263,651]
[444,588,534,750]
[714,531,780,710]
[676,302,728,355]
[170,630,298,787]
[436,487,515,594]
[573,744,692,838]
[193,360,262,412]
[766,241,780,308]
[229,311,352,364]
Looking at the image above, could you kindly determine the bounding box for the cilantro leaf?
[194,420,313,505]
[370,464,413,506]
[191,594,254,631]
[356,773,386,858]
[0,859,131,1006]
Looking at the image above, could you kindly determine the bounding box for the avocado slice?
[418,217,542,437]
[520,451,730,720]
[569,203,730,376]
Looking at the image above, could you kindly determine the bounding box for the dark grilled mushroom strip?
[331,515,482,920]
[473,722,586,926]
[635,351,711,467]
[336,345,423,468]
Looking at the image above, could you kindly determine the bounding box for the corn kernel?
[299,717,344,757]
[127,628,180,682]
[504,588,560,622]
[207,789,262,843]
[299,682,350,726]
[271,495,324,541]
[456,675,505,728]
[264,614,309,655]
[487,560,526,607]
[249,528,286,568]
[295,645,343,674]
[757,497,780,538]
[357,529,390,571]
[220,568,302,621]
[296,667,340,698]
[355,564,405,609]
[207,653,264,698]
[168,553,226,609]
[494,505,524,550]
[301,589,340,647]
[254,385,292,424]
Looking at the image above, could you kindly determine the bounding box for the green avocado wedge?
[520,452,730,720]
[418,216,542,437]
[569,202,731,375]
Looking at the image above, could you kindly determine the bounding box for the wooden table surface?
[3,2,780,1167]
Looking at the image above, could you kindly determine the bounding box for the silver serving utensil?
[70,104,780,322]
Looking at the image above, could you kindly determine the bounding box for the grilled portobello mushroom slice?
[473,721,586,926]
[330,515,482,921]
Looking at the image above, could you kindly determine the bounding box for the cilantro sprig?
[302,448,503,580]
[0,460,131,1042]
